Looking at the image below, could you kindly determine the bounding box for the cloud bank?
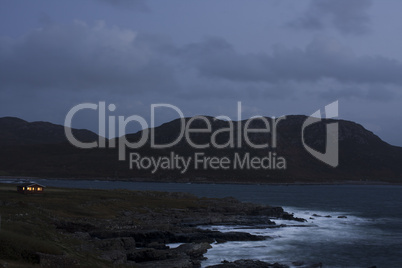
[288,0,372,35]
[1,20,400,103]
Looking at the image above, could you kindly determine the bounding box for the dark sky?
[1,0,402,145]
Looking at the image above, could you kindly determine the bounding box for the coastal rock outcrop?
[49,192,308,266]
[206,259,289,268]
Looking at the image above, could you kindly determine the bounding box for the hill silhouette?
[0,116,401,183]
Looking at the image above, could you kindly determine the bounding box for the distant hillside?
[0,116,402,183]
[119,115,402,182]
[0,117,98,146]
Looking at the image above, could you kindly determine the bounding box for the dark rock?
[174,242,212,259]
[130,230,175,247]
[292,261,304,266]
[146,242,169,249]
[127,248,170,263]
[292,261,323,268]
[272,263,289,268]
[92,236,136,251]
[121,237,136,250]
[122,211,133,217]
[94,238,125,251]
[126,243,210,265]
[54,220,95,233]
[252,207,306,222]
[100,250,127,264]
[139,257,193,268]
[173,230,266,244]
[38,253,80,268]
[338,215,347,219]
[71,231,91,240]
[206,259,289,268]
[310,263,323,268]
[90,227,266,249]
[252,207,285,217]
[212,231,267,243]
[279,212,306,222]
[90,230,175,247]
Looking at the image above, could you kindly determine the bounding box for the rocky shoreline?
[52,193,307,267]
[0,185,323,267]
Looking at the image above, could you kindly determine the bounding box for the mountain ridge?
[0,116,98,146]
[0,115,401,183]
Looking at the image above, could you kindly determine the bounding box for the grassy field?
[0,183,204,267]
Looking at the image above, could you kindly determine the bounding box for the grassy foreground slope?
[0,183,305,268]
[0,184,205,267]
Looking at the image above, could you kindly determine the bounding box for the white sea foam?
[166,242,184,249]
[201,207,383,268]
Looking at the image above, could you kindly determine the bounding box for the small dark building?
[17,182,46,194]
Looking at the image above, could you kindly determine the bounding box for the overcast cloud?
[288,0,372,35]
[95,0,150,11]
[0,0,402,146]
